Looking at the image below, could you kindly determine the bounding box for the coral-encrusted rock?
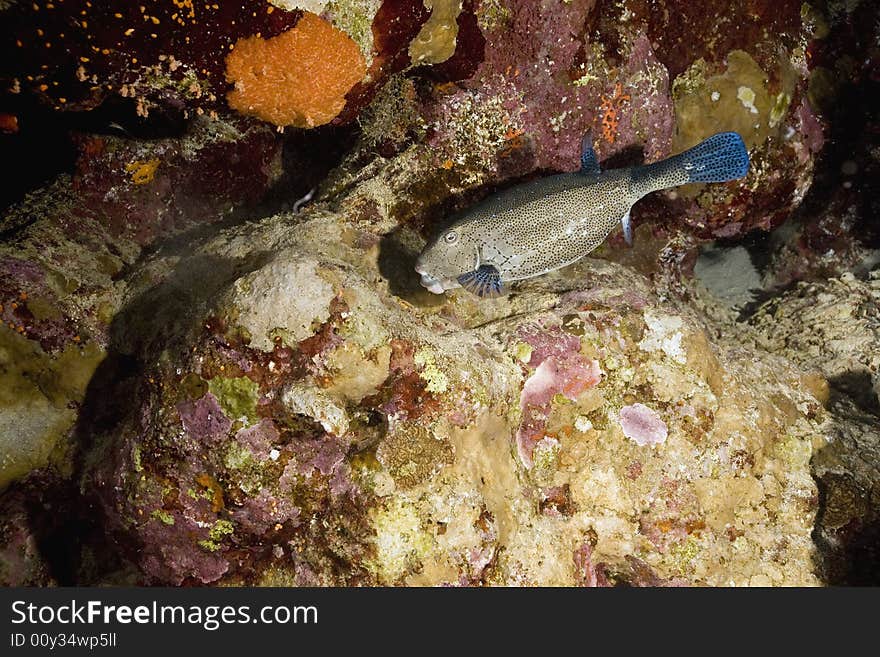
[0,116,286,492]
[3,0,867,587]
[747,271,880,584]
[71,118,285,245]
[79,196,823,585]
[0,487,55,586]
[398,0,823,242]
[749,272,880,410]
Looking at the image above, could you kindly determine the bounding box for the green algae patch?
[151,509,175,526]
[207,376,260,424]
[132,445,144,473]
[670,535,703,576]
[513,342,533,364]
[367,497,434,583]
[0,326,105,489]
[414,348,448,394]
[672,50,790,155]
[199,519,235,552]
[325,0,382,64]
[222,441,264,496]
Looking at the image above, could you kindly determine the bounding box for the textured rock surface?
[749,273,880,411]
[72,204,823,586]
[746,272,880,585]
[1,0,878,587]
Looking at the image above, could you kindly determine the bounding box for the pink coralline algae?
[232,488,300,535]
[517,353,602,466]
[574,542,611,587]
[177,393,232,443]
[619,403,667,446]
[292,436,348,478]
[140,516,229,585]
[516,323,581,367]
[235,420,280,460]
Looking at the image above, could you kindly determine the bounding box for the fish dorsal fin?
[580,134,601,175]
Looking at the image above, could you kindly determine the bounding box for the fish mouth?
[419,273,446,295]
[414,264,448,295]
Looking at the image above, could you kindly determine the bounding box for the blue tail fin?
[679,132,750,183]
[629,131,751,199]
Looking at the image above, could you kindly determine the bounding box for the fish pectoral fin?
[457,265,505,298]
[580,134,601,175]
[621,208,633,246]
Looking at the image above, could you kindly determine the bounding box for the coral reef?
[65,204,823,586]
[0,0,878,588]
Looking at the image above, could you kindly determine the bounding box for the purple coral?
[516,323,581,367]
[177,393,232,443]
[619,403,668,447]
[235,419,280,460]
[232,488,300,535]
[139,518,229,585]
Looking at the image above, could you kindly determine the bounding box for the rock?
[1,0,876,588]
[0,115,287,492]
[0,486,55,586]
[694,245,762,310]
[749,272,880,412]
[72,194,824,585]
[746,271,880,584]
[70,117,285,245]
[812,397,880,585]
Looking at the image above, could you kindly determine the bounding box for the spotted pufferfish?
[415,132,750,298]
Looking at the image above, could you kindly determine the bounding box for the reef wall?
[1,0,878,585]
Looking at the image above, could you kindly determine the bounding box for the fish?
[415,131,750,298]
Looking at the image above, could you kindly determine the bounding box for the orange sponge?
[225,12,366,128]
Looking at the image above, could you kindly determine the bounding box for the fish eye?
[444,231,458,244]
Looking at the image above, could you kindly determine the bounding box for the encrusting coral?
[225,12,367,127]
[0,0,877,587]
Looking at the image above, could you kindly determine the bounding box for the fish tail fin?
[677,132,750,183]
[630,132,750,197]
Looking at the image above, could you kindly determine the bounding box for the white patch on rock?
[282,382,349,436]
[228,256,335,352]
[737,86,759,114]
[639,310,686,364]
[574,415,593,433]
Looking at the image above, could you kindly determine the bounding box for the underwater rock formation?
[746,273,880,584]
[1,0,878,587]
[749,273,880,411]
[69,185,822,586]
[0,115,291,496]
